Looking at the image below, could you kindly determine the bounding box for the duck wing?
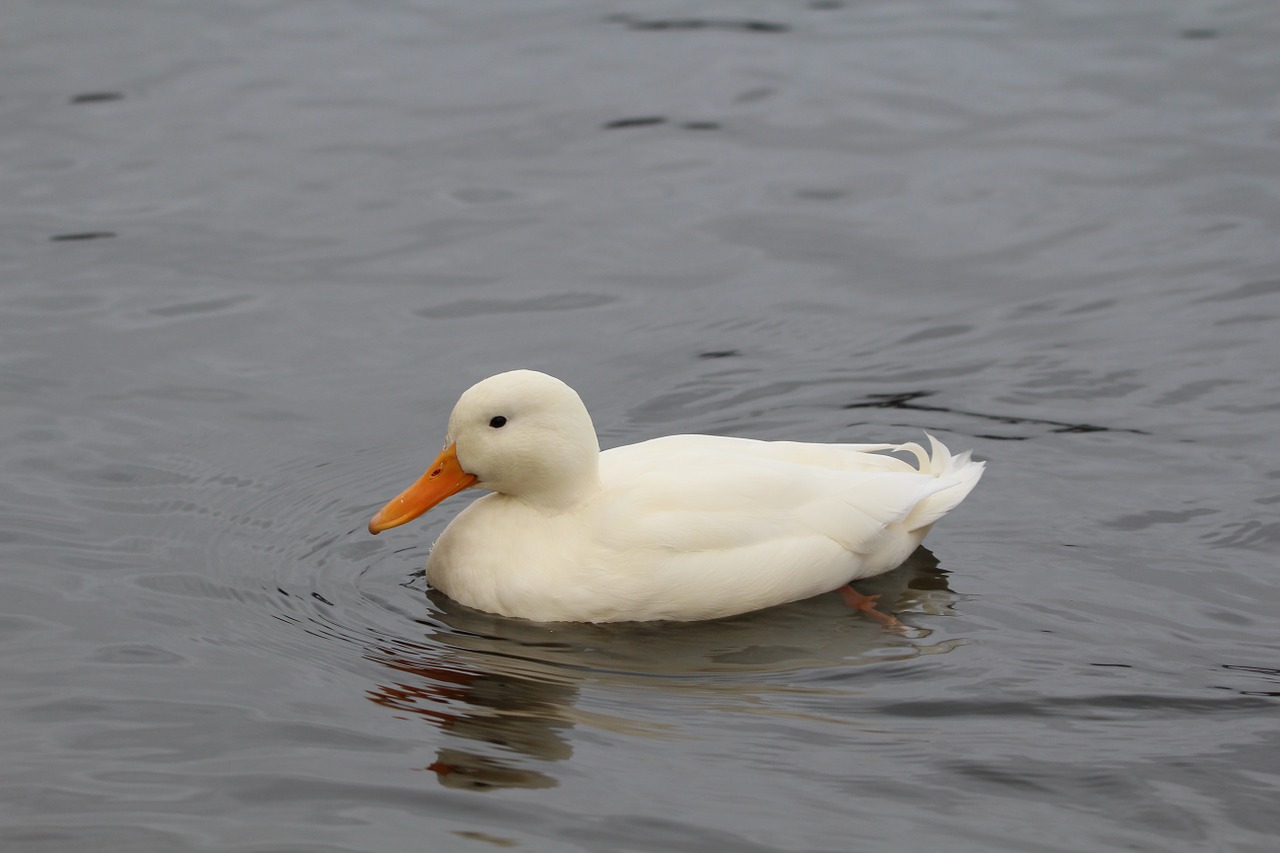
[598,434,976,558]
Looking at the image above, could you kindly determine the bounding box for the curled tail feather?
[897,434,985,532]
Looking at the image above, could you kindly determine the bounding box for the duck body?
[370,370,984,623]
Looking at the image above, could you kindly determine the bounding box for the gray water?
[3,1,1279,850]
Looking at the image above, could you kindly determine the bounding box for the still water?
[3,0,1278,850]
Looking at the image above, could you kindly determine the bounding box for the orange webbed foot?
[838,584,913,635]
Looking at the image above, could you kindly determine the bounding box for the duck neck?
[521,450,599,513]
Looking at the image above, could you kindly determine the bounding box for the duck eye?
[489,415,507,429]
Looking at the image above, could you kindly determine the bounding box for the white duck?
[369,370,983,624]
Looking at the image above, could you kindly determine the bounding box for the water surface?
[2,1,1278,850]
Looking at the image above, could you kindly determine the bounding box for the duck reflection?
[366,644,572,791]
[365,548,957,792]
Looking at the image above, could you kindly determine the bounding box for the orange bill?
[368,443,478,534]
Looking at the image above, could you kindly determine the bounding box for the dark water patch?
[1200,519,1280,550]
[233,407,311,422]
[1015,368,1145,402]
[0,372,64,395]
[113,385,249,404]
[213,771,534,823]
[939,757,1212,845]
[629,376,841,428]
[448,189,518,205]
[208,474,255,489]
[1219,399,1280,414]
[16,696,110,722]
[609,15,790,34]
[4,294,101,313]
[875,694,1274,720]
[272,610,357,648]
[88,644,186,665]
[1214,311,1277,326]
[896,324,974,345]
[77,495,248,523]
[1180,28,1219,40]
[0,613,61,641]
[267,578,427,655]
[1103,508,1218,531]
[698,349,740,359]
[602,116,666,129]
[1063,298,1118,315]
[419,293,617,319]
[945,758,1127,797]
[70,92,125,104]
[681,121,720,131]
[71,462,199,488]
[49,231,116,242]
[843,390,1149,437]
[562,815,793,853]
[38,697,407,758]
[13,429,63,443]
[733,87,775,103]
[1195,278,1280,303]
[133,572,281,607]
[1220,664,1280,697]
[1153,378,1237,406]
[0,826,189,853]
[147,294,255,318]
[795,188,847,200]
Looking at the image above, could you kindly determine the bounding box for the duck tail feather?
[902,433,984,531]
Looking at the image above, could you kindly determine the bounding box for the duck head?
[368,370,601,533]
